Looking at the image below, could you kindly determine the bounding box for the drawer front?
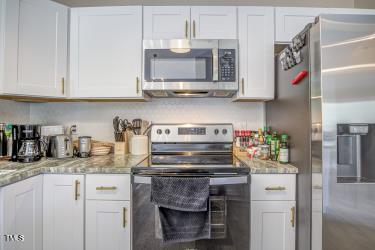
[251,174,296,201]
[86,174,130,201]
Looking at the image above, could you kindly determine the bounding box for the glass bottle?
[279,134,289,164]
[270,132,279,161]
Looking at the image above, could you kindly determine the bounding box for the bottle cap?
[281,134,288,140]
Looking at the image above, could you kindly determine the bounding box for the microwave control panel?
[219,49,236,82]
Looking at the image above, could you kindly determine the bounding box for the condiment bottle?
[270,132,279,161]
[279,134,289,164]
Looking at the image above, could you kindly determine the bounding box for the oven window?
[144,49,213,82]
[151,58,206,80]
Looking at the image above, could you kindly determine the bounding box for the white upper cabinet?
[275,7,375,43]
[190,6,237,39]
[1,0,68,97]
[236,7,274,100]
[70,6,143,98]
[144,6,237,40]
[143,6,190,39]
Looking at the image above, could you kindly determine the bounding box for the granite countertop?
[0,153,298,187]
[235,154,299,174]
[0,154,148,187]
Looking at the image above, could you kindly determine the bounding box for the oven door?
[132,174,250,250]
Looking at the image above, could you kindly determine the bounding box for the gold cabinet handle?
[185,20,188,38]
[123,207,127,228]
[96,186,117,191]
[61,77,65,95]
[75,180,80,200]
[136,77,140,94]
[313,185,322,190]
[291,206,296,228]
[241,78,245,95]
[265,186,286,191]
[193,20,196,38]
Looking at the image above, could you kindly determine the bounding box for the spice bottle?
[279,134,289,164]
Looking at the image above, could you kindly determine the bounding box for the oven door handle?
[212,48,219,82]
[133,175,248,185]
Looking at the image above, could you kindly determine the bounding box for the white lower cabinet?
[86,200,131,250]
[251,174,296,250]
[85,174,131,250]
[43,174,85,250]
[0,175,43,250]
[251,201,296,250]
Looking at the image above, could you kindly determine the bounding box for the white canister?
[130,135,149,155]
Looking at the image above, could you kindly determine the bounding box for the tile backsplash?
[0,100,30,124]
[30,99,264,142]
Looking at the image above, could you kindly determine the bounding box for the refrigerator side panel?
[266,43,311,250]
[310,21,323,250]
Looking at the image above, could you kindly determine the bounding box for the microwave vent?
[150,91,168,97]
[213,91,232,97]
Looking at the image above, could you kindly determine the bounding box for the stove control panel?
[151,124,233,143]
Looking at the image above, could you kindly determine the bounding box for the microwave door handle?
[212,48,219,81]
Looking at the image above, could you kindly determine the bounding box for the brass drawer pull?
[291,206,296,228]
[96,186,117,191]
[265,186,286,191]
[241,78,245,95]
[193,20,196,38]
[185,20,188,38]
[136,77,140,94]
[61,77,65,95]
[75,180,80,200]
[123,207,127,228]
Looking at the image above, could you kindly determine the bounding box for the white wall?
[0,100,30,124]
[29,99,264,142]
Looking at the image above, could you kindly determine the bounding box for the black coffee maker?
[11,125,42,163]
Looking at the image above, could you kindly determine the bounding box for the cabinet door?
[275,7,375,43]
[236,7,274,100]
[251,201,296,250]
[0,175,43,250]
[144,6,190,39]
[43,175,84,250]
[86,200,131,250]
[275,7,329,43]
[3,0,68,97]
[70,6,143,98]
[190,6,237,39]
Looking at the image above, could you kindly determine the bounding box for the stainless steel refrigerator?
[267,14,375,250]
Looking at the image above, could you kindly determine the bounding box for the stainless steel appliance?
[143,39,238,97]
[132,124,250,250]
[47,135,73,159]
[78,136,91,158]
[267,14,375,250]
[15,125,42,163]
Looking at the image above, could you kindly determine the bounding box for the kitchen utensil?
[48,135,73,158]
[132,119,142,135]
[0,123,7,157]
[130,135,148,155]
[78,136,91,158]
[141,121,152,135]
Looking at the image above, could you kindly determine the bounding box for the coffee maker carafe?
[13,125,42,163]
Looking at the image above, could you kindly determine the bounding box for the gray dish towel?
[151,176,210,243]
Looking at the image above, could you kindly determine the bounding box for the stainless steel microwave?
[142,39,238,98]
